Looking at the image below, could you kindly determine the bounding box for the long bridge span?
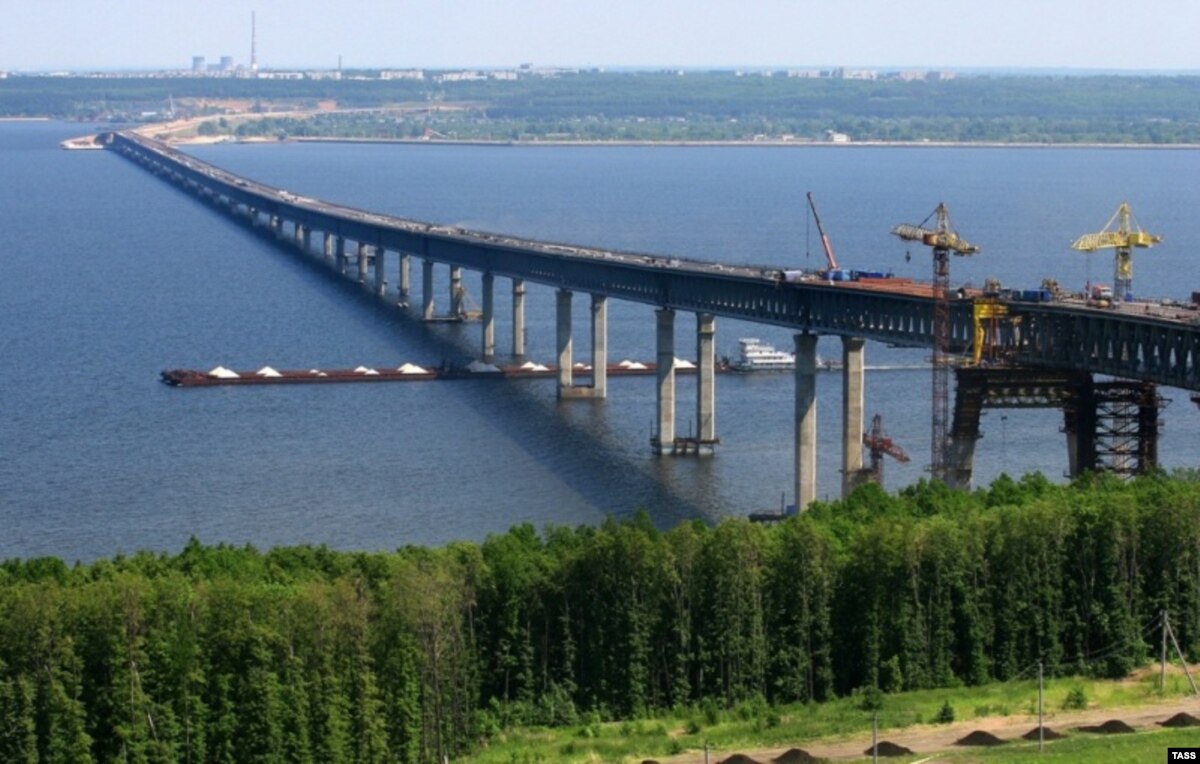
[104,130,1200,505]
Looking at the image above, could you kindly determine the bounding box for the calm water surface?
[3,122,1199,561]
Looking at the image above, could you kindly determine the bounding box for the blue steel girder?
[1009,304,1200,390]
[108,131,1200,391]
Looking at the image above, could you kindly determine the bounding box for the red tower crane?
[891,204,979,481]
[862,414,910,484]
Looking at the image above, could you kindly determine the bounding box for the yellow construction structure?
[1071,202,1161,303]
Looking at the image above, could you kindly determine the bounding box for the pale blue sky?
[4,0,1199,72]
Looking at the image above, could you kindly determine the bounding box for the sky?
[3,0,1200,72]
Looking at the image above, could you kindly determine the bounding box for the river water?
[3,122,1199,562]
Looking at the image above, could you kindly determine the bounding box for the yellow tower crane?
[1071,202,1161,304]
[891,203,979,482]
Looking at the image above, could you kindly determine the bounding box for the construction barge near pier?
[161,359,714,388]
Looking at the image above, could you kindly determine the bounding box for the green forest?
[6,71,1200,143]
[2,472,1200,762]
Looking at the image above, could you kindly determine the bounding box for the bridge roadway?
[105,129,1200,504]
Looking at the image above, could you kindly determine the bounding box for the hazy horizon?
[3,0,1198,73]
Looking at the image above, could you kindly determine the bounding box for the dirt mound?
[954,730,1007,746]
[1160,712,1200,728]
[640,760,661,764]
[1022,726,1065,741]
[772,749,824,764]
[863,741,913,757]
[719,756,764,764]
[1078,719,1136,734]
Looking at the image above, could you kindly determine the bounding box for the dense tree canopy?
[2,472,1199,761]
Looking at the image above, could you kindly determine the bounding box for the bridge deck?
[106,130,1200,392]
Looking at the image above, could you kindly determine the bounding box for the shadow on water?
[183,188,713,530]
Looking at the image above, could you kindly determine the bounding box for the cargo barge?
[161,359,714,388]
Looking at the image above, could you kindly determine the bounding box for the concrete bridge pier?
[841,337,867,497]
[794,333,818,510]
[373,248,387,297]
[421,259,435,320]
[557,292,608,400]
[449,266,464,318]
[512,279,526,357]
[695,313,716,455]
[481,272,495,361]
[556,290,574,398]
[398,254,411,300]
[248,207,259,227]
[269,215,282,238]
[590,295,608,399]
[653,308,677,453]
[335,236,347,274]
[357,243,370,285]
[323,232,335,263]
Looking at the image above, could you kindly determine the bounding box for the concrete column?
[449,266,463,318]
[655,309,676,454]
[374,248,387,297]
[248,207,258,226]
[794,333,818,510]
[696,313,716,452]
[591,295,608,398]
[841,336,866,497]
[422,259,435,320]
[399,254,411,299]
[270,216,282,237]
[323,232,335,263]
[512,279,526,356]
[335,236,347,274]
[556,290,574,396]
[299,226,311,254]
[357,243,370,284]
[482,272,495,361]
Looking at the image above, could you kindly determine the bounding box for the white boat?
[730,338,842,372]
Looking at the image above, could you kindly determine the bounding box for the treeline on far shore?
[2,472,1199,762]
[6,72,1200,143]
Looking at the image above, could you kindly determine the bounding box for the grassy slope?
[467,668,1200,762]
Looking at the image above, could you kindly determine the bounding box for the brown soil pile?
[719,756,764,764]
[1021,726,1065,741]
[863,741,914,757]
[954,730,1007,746]
[1078,719,1136,734]
[772,749,824,764]
[1160,712,1200,728]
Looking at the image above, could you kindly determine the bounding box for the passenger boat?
[730,338,843,372]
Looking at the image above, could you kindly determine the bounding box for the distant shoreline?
[281,136,1200,150]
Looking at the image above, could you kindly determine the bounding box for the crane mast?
[806,192,839,272]
[891,203,979,481]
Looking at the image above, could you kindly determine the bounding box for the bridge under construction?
[103,130,1200,508]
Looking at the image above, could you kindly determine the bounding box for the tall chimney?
[251,11,258,73]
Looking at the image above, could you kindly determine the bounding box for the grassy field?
[466,667,1200,762]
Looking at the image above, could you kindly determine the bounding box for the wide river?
[4,122,1200,562]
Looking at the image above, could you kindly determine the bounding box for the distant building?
[824,130,850,143]
[435,71,487,82]
[220,56,235,72]
[926,70,955,81]
[192,56,205,73]
[489,70,518,81]
[380,69,424,81]
[257,71,304,80]
[786,70,822,78]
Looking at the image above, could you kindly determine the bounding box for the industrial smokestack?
[250,11,258,74]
